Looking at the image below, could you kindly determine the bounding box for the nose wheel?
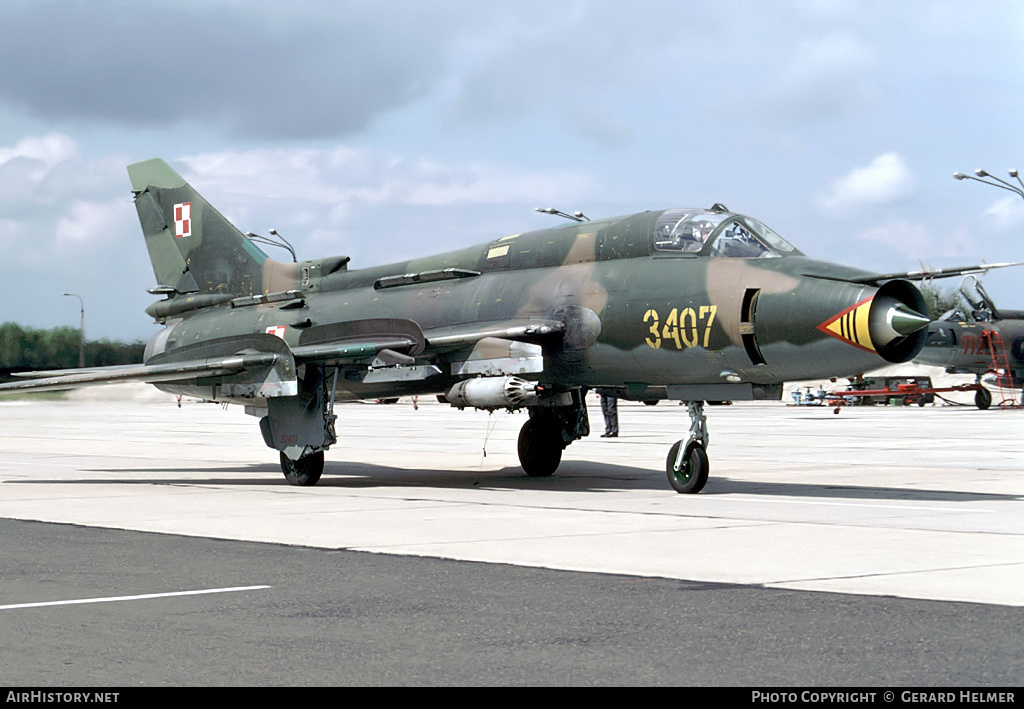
[666,401,710,493]
[666,441,709,493]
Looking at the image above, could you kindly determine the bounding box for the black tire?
[975,387,992,410]
[281,451,324,486]
[665,441,709,494]
[643,400,659,406]
[517,419,562,477]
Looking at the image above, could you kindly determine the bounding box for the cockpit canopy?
[652,209,801,258]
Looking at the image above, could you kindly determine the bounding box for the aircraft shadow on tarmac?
[11,459,1023,503]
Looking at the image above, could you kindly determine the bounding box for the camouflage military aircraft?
[916,275,1024,408]
[3,159,954,493]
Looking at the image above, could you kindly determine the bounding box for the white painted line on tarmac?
[0,585,271,610]
[706,496,990,513]
[1,460,83,468]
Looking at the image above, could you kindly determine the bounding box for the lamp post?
[953,168,1024,202]
[62,293,85,368]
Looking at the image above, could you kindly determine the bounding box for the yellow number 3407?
[643,306,717,349]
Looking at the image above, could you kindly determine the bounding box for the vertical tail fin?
[128,158,277,297]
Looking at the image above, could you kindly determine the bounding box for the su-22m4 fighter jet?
[916,275,1024,408]
[4,159,942,492]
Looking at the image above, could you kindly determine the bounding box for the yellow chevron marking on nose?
[817,296,876,353]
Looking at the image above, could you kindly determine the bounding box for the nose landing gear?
[666,401,709,493]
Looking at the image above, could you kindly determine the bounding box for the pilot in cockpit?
[656,217,707,252]
[691,221,714,248]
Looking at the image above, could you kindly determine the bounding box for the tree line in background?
[919,282,969,320]
[0,322,145,381]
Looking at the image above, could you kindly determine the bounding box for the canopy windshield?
[652,209,800,258]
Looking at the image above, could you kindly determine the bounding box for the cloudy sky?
[2,0,1023,341]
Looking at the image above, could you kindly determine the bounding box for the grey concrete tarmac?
[0,381,1022,685]
[0,518,1021,686]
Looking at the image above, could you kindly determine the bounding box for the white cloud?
[856,219,930,258]
[54,199,127,248]
[0,136,131,259]
[983,196,1024,230]
[171,146,599,271]
[0,217,26,251]
[767,32,877,123]
[817,153,916,213]
[0,132,78,167]
[855,219,988,262]
[0,132,78,182]
[179,147,595,210]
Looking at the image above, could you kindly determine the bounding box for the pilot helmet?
[693,221,714,242]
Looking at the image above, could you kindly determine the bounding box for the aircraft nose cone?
[888,303,931,336]
[870,296,930,346]
[811,279,930,364]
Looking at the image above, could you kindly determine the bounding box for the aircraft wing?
[843,261,1024,285]
[0,354,280,394]
[0,332,298,397]
[0,317,568,397]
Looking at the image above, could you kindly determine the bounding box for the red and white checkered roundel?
[173,202,192,238]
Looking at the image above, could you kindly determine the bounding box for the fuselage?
[146,207,927,402]
[916,316,1024,385]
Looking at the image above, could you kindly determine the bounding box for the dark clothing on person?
[599,391,618,437]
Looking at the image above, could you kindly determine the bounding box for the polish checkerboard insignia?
[173,202,192,238]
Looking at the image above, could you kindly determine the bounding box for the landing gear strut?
[261,367,338,487]
[666,401,709,494]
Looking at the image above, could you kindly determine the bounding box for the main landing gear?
[666,401,710,494]
[261,367,338,487]
[517,418,563,477]
[516,391,590,477]
[280,451,324,486]
[516,393,711,493]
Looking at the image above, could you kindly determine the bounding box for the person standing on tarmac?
[597,389,618,437]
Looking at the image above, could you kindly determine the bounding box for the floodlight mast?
[246,228,297,262]
[61,292,85,368]
[953,168,1024,201]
